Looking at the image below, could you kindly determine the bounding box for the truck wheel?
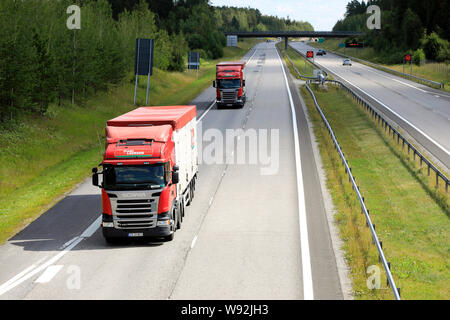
[186,183,193,206]
[176,205,182,230]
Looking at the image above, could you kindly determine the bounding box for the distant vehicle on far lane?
[343,59,352,66]
[317,49,326,56]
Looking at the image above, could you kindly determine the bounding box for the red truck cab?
[213,61,246,108]
[92,106,198,243]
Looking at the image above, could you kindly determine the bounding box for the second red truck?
[213,61,246,108]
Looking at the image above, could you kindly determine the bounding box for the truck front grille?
[109,193,160,229]
[221,91,237,103]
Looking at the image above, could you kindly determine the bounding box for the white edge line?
[0,237,83,296]
[390,78,427,93]
[276,47,314,300]
[190,235,198,249]
[0,215,101,296]
[197,101,216,122]
[0,265,38,290]
[34,265,64,283]
[80,215,102,238]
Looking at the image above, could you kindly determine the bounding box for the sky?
[210,0,350,31]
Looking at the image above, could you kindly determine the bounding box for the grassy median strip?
[276,44,315,78]
[300,83,449,300]
[0,39,260,244]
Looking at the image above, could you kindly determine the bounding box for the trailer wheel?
[187,183,193,206]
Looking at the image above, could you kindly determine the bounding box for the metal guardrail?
[284,52,322,80]
[327,79,449,192]
[305,80,402,300]
[285,47,450,300]
[282,48,328,80]
[321,49,444,89]
[282,47,402,299]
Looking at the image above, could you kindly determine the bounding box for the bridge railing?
[225,31,363,37]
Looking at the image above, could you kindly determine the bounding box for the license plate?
[227,104,232,106]
[128,233,144,237]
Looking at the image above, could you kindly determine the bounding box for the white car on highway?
[343,59,352,66]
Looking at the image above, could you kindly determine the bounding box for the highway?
[289,41,450,170]
[0,42,345,300]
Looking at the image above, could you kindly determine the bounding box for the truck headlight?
[157,220,171,227]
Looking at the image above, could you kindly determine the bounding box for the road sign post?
[188,51,200,79]
[404,54,412,75]
[306,50,314,73]
[134,38,154,105]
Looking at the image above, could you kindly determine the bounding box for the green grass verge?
[310,39,450,92]
[300,83,449,300]
[0,38,260,244]
[275,43,315,78]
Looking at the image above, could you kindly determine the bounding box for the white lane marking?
[361,67,428,92]
[190,235,198,249]
[34,265,63,283]
[0,216,100,296]
[81,215,102,237]
[197,101,216,122]
[0,265,38,290]
[197,45,260,123]
[0,237,83,296]
[275,48,314,300]
[247,47,258,62]
[60,236,80,250]
[390,78,427,93]
[324,64,450,157]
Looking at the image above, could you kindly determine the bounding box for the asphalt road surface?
[0,42,344,300]
[290,41,450,170]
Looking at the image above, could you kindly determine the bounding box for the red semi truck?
[213,61,246,108]
[92,106,198,242]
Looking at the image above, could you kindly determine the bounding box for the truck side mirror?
[173,165,179,172]
[92,174,99,187]
[92,167,99,187]
[212,81,216,88]
[172,171,180,184]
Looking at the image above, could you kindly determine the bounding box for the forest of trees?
[333,0,450,63]
[0,0,313,123]
[214,6,313,32]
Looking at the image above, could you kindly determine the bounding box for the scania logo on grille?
[122,192,147,198]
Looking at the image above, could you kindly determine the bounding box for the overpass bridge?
[224,31,363,49]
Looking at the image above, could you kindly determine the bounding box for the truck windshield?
[218,79,241,89]
[103,164,165,190]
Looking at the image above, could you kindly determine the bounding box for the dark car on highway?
[317,49,326,56]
